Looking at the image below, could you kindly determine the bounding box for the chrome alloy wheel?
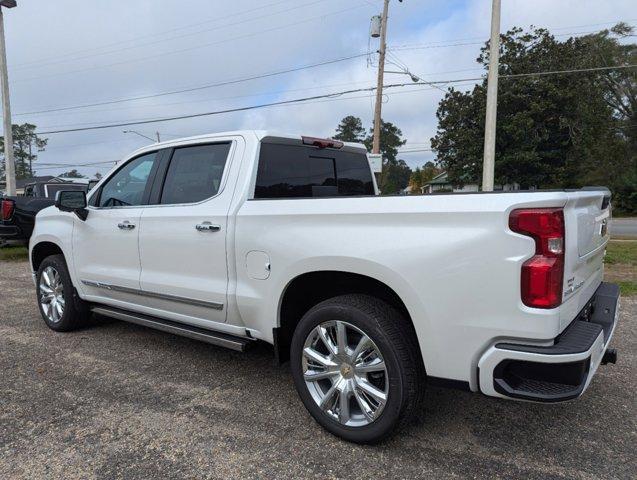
[39,266,65,323]
[302,320,389,427]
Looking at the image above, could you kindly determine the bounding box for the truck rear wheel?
[290,294,425,443]
[36,254,90,332]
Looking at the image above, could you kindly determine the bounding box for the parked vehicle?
[1,181,89,244]
[29,131,619,443]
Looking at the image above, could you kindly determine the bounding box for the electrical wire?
[35,64,636,135]
[11,2,373,84]
[11,0,297,70]
[11,0,333,73]
[14,53,370,116]
[389,25,636,52]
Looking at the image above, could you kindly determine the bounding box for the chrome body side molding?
[81,279,224,310]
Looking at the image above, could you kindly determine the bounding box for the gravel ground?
[1,260,635,479]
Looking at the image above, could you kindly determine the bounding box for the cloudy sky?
[1,0,635,178]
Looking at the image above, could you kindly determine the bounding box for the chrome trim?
[117,221,136,230]
[87,138,238,211]
[195,222,221,232]
[81,280,223,310]
[91,306,250,351]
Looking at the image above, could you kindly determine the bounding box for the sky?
[1,0,635,178]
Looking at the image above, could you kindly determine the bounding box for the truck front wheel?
[36,254,90,332]
[290,294,425,443]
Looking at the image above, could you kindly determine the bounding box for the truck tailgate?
[560,189,611,329]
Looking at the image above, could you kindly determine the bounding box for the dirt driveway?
[1,260,635,479]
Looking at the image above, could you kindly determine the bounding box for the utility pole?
[372,0,390,156]
[28,136,32,177]
[481,0,501,192]
[0,1,16,196]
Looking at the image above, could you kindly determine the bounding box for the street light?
[384,69,445,92]
[123,130,156,142]
[0,0,16,195]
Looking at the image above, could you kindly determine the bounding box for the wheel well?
[31,242,64,272]
[275,271,417,363]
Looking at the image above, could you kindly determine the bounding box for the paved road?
[611,218,637,239]
[1,260,635,479]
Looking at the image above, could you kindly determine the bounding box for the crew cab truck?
[29,131,620,443]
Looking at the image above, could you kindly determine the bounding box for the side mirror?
[55,190,88,220]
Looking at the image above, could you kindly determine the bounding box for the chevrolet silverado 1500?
[29,131,619,443]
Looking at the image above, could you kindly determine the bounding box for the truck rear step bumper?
[478,282,620,402]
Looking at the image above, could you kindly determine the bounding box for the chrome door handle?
[196,222,221,232]
[118,221,135,230]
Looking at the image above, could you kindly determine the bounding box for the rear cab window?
[254,139,375,199]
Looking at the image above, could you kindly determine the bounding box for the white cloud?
[1,0,634,175]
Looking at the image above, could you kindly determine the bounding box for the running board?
[91,306,254,352]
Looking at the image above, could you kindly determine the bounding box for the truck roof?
[127,130,367,158]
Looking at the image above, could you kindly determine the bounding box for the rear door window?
[160,143,231,205]
[255,143,374,199]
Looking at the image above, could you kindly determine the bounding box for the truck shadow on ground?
[90,312,626,462]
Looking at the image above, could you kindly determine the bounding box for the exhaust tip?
[601,348,617,365]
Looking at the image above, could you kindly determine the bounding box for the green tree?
[332,116,412,194]
[382,159,412,194]
[409,161,441,191]
[0,123,48,180]
[431,25,636,212]
[59,169,84,178]
[333,115,366,143]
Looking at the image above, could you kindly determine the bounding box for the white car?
[29,131,619,443]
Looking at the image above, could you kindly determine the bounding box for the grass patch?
[617,281,637,297]
[0,245,28,262]
[604,240,637,266]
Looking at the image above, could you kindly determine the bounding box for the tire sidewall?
[36,255,78,331]
[290,299,407,443]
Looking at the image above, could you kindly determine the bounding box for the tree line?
[0,123,99,182]
[332,23,635,212]
[1,23,634,211]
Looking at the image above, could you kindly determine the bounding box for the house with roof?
[421,171,524,194]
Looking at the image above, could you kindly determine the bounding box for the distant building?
[421,171,524,194]
[1,175,89,195]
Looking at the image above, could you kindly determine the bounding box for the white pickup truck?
[29,131,620,443]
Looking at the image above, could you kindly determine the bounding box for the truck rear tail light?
[509,208,565,309]
[1,199,14,221]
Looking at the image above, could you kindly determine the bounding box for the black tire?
[36,254,90,332]
[290,294,425,444]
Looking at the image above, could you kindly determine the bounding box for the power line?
[12,0,332,73]
[389,25,636,52]
[35,160,118,171]
[10,0,297,70]
[14,23,631,116]
[12,2,372,84]
[35,64,636,135]
[14,53,369,116]
[397,149,434,153]
[36,160,117,167]
[19,80,378,119]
